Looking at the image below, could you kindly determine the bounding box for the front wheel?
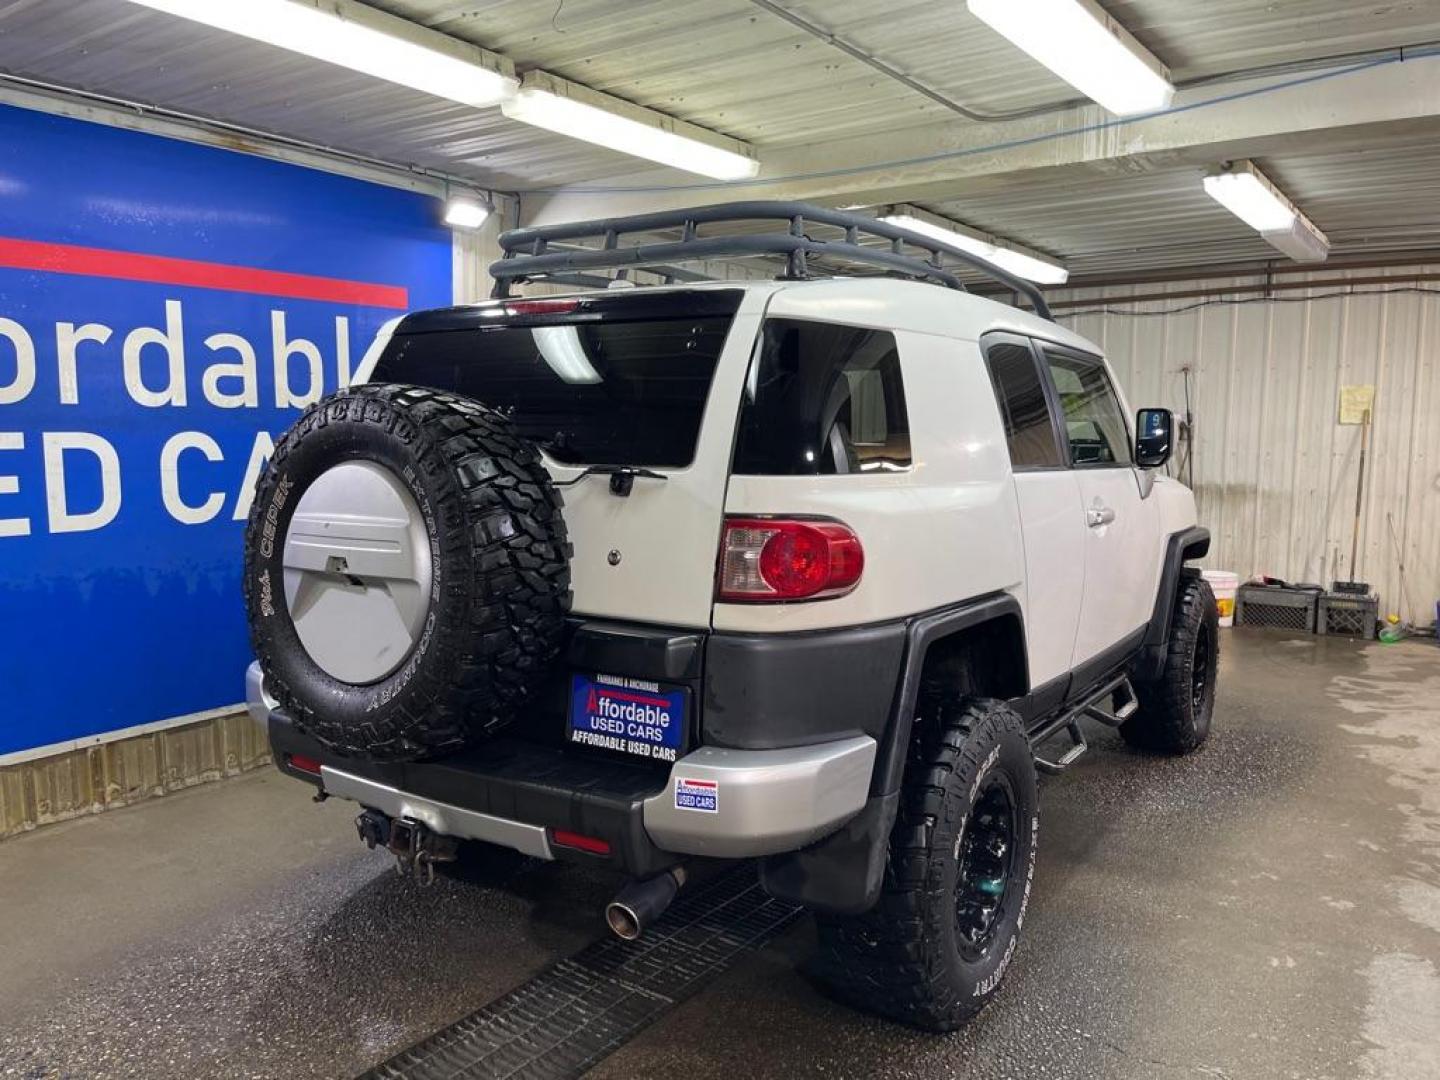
[812,696,1039,1031]
[1123,573,1219,754]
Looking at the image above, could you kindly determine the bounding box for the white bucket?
[1202,570,1240,628]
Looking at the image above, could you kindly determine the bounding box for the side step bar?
[1031,674,1138,775]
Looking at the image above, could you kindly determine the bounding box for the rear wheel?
[1123,573,1218,754]
[812,696,1038,1031]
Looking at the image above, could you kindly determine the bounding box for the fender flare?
[760,592,1026,915]
[873,592,1027,798]
[1134,526,1211,681]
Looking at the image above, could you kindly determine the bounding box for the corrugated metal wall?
[1055,265,1440,626]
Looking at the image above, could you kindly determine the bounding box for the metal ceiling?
[1,0,1438,277]
[370,0,1440,138]
[923,131,1440,278]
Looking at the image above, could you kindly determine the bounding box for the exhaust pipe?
[606,867,687,940]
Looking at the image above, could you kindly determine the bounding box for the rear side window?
[373,314,734,467]
[984,340,1064,469]
[1042,349,1132,467]
[732,319,911,475]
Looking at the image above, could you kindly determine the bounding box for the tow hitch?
[356,808,458,885]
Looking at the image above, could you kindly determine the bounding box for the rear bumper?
[640,738,875,858]
[247,662,874,872]
[320,766,555,859]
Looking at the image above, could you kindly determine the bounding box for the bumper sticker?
[674,777,718,813]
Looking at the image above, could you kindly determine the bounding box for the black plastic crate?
[1235,585,1319,632]
[1331,580,1370,596]
[1318,593,1378,639]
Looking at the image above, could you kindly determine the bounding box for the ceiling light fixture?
[985,246,1073,285]
[502,72,759,181]
[124,0,518,107]
[965,0,1174,116]
[443,197,493,230]
[878,207,1069,285]
[1203,161,1329,262]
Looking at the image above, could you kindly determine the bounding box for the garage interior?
[1,1,1439,1078]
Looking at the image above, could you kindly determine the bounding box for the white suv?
[243,203,1217,1031]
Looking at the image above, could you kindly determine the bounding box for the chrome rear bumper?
[322,766,554,859]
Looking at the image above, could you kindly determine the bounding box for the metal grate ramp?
[358,865,801,1080]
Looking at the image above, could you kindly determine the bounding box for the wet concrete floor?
[2,630,1438,1079]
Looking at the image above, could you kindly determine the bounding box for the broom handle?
[1349,409,1370,581]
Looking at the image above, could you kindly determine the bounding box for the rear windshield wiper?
[552,465,668,497]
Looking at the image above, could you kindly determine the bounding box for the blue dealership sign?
[0,103,452,756]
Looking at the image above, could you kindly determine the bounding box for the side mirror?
[1134,407,1173,469]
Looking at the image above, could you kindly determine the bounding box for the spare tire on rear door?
[243,383,572,761]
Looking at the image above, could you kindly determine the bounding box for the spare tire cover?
[244,383,572,761]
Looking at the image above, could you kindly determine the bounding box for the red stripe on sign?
[679,779,717,789]
[597,688,673,708]
[0,236,409,309]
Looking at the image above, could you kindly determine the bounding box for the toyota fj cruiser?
[244,202,1216,1031]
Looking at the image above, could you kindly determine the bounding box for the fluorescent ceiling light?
[1202,166,1296,232]
[124,0,517,107]
[1203,160,1329,262]
[878,209,1069,285]
[444,198,492,230]
[502,72,759,181]
[880,212,994,259]
[966,0,1174,116]
[986,246,1072,286]
[1262,217,1330,262]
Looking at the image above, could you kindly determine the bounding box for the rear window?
[732,319,911,475]
[373,299,738,468]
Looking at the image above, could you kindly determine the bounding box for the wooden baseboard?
[0,711,270,840]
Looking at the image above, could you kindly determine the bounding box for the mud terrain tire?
[812,696,1038,1031]
[1123,573,1218,754]
[243,383,571,761]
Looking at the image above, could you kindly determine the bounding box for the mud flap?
[758,790,898,915]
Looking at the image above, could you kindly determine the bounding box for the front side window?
[1042,349,1131,467]
[984,340,1064,469]
[732,319,911,475]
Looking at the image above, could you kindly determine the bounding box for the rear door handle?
[1087,505,1116,528]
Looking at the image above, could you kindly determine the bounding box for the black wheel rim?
[1191,622,1212,710]
[954,777,1017,962]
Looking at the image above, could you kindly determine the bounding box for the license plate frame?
[567,673,688,763]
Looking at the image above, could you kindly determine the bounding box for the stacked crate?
[1317,592,1379,639]
[1234,582,1380,639]
[1234,585,1321,633]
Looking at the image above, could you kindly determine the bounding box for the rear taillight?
[717,518,864,602]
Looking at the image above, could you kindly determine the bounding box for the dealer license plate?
[568,673,687,762]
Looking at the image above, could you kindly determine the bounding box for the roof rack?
[490,200,1053,320]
